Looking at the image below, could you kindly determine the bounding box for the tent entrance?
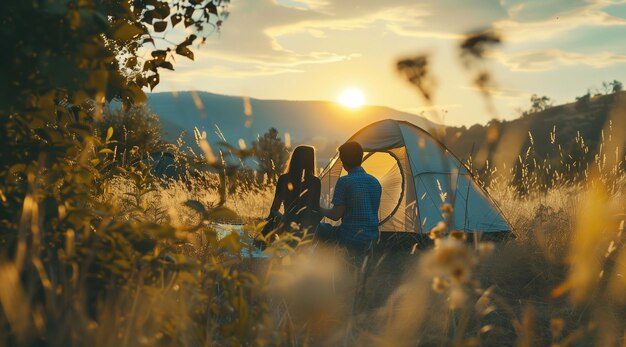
[362,151,405,225]
[320,151,408,229]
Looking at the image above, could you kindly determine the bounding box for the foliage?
[529,94,553,113]
[601,80,622,95]
[1,0,229,113]
[0,5,625,346]
[98,105,166,170]
[516,94,553,118]
[0,0,285,345]
[252,128,289,184]
[611,80,623,93]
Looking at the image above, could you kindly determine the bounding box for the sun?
[338,88,365,109]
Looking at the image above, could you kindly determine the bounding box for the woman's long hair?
[285,145,316,190]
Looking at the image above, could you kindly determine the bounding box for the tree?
[253,128,289,183]
[529,94,553,113]
[98,105,167,168]
[1,1,229,114]
[600,80,622,94]
[0,2,260,345]
[601,81,613,95]
[575,91,591,111]
[611,80,623,94]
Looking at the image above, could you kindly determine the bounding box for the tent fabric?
[348,119,405,151]
[319,119,512,234]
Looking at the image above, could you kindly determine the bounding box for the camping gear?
[215,223,269,258]
[319,119,513,250]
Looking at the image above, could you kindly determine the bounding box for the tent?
[319,119,512,249]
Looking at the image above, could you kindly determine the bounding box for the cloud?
[206,65,300,78]
[385,23,463,40]
[274,0,330,11]
[181,1,438,79]
[494,1,626,42]
[189,1,448,79]
[154,0,506,80]
[460,85,531,101]
[494,49,626,71]
[196,50,359,69]
[264,5,431,39]
[499,0,589,21]
[157,50,359,83]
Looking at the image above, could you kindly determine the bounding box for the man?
[317,141,382,251]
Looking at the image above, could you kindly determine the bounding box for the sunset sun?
[338,88,365,109]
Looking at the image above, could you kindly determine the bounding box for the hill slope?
[148,91,625,169]
[148,91,436,159]
[443,92,626,169]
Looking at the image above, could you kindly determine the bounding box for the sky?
[153,0,626,127]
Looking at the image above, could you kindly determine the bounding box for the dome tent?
[319,119,512,250]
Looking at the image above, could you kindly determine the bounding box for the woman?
[263,145,321,237]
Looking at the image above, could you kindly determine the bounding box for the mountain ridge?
[148,90,626,169]
[148,91,436,159]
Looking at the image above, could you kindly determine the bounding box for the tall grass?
[86,127,626,346]
[2,95,624,346]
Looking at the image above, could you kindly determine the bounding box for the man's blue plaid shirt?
[332,166,382,243]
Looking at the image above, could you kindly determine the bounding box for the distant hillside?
[443,92,626,169]
[148,91,436,160]
[148,91,625,169]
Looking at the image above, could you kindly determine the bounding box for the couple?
[266,141,382,252]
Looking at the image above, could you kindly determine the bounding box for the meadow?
[2,2,626,346]
[86,133,625,346]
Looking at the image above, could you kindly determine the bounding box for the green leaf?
[113,22,146,41]
[151,50,167,59]
[185,200,206,214]
[147,74,160,91]
[171,14,182,27]
[128,172,142,184]
[121,83,147,104]
[185,17,196,28]
[125,57,137,69]
[207,206,240,222]
[153,21,167,32]
[175,46,194,60]
[131,237,157,254]
[106,127,113,141]
[219,231,242,254]
[159,61,174,70]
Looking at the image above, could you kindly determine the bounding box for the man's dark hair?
[339,141,363,169]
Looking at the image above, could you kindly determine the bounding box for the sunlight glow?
[338,88,365,109]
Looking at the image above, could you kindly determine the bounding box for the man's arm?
[321,205,346,221]
[323,176,347,221]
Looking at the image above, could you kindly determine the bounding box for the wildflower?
[479,325,494,334]
[450,265,468,283]
[475,288,496,316]
[432,276,449,293]
[431,238,475,284]
[478,242,495,256]
[550,318,565,340]
[429,221,447,240]
[449,230,466,241]
[448,286,467,310]
[441,203,453,214]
